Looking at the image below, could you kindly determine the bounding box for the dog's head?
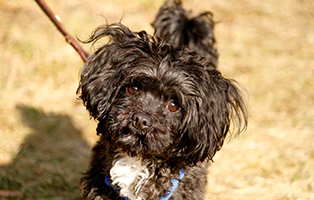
[77,24,247,166]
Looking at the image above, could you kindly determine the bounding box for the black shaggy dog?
[77,1,247,200]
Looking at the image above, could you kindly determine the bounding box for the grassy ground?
[0,0,313,199]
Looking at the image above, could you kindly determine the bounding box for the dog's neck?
[107,149,186,200]
[110,152,149,200]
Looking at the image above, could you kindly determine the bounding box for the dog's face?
[106,72,183,157]
[78,24,247,166]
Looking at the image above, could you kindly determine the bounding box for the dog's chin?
[114,123,173,158]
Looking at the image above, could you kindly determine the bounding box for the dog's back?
[152,0,218,68]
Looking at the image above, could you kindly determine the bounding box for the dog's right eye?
[127,86,139,95]
[167,101,180,112]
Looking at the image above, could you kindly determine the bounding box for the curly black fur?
[152,0,218,68]
[78,1,247,200]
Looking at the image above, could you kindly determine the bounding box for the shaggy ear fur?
[152,0,218,68]
[77,24,147,121]
[176,70,248,165]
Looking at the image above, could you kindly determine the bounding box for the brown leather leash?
[34,0,89,62]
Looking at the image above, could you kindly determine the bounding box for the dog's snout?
[132,113,152,130]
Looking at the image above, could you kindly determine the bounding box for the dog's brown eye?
[127,86,138,95]
[167,101,180,112]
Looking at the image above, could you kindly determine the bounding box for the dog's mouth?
[115,122,172,156]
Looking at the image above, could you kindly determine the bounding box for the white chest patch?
[110,153,149,200]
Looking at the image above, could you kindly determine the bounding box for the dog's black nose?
[132,113,152,130]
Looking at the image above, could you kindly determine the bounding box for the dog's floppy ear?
[76,24,138,121]
[180,70,248,165]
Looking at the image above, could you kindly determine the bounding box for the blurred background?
[0,0,313,199]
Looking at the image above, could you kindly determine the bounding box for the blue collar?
[105,169,185,200]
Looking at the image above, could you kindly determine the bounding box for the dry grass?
[0,0,313,199]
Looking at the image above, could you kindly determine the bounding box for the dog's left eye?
[127,86,139,95]
[167,101,180,112]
